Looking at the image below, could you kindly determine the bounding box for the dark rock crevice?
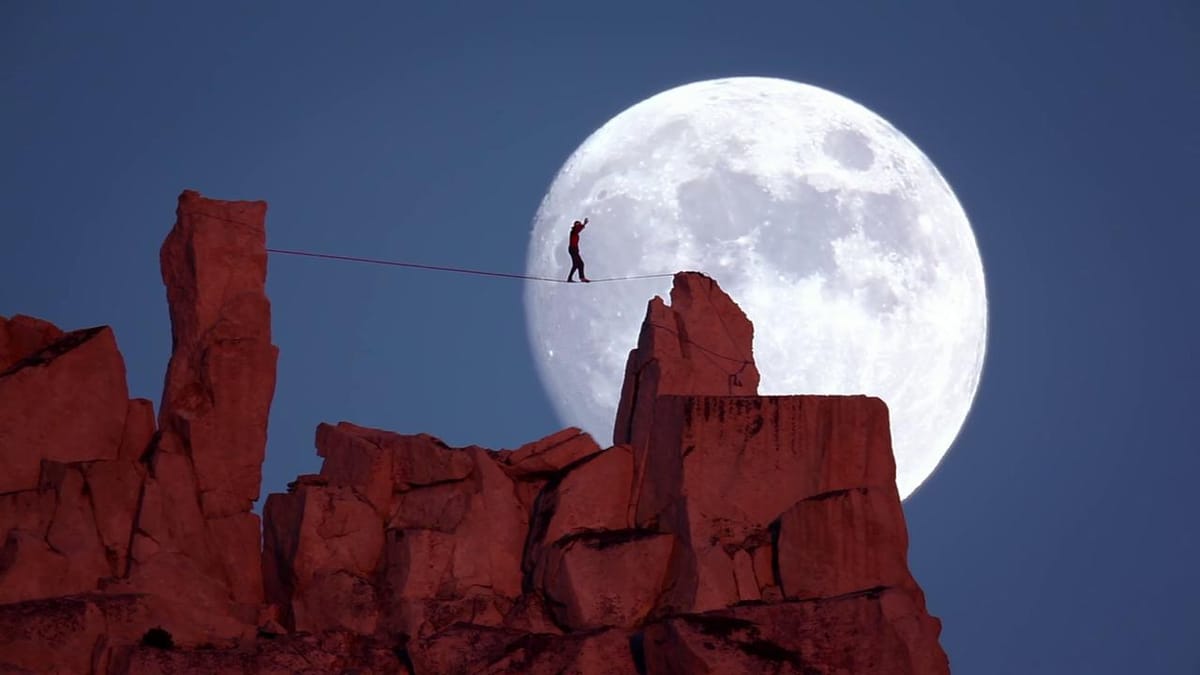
[0,326,107,379]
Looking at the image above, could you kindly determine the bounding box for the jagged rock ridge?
[0,191,948,674]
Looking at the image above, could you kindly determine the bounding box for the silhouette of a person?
[567,218,590,282]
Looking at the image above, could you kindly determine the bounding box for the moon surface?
[523,77,986,499]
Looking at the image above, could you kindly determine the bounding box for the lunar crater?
[823,128,876,171]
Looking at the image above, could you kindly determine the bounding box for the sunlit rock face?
[0,194,948,674]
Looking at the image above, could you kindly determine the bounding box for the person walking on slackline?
[566,217,590,282]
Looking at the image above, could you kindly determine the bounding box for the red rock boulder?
[537,529,677,630]
[0,326,130,493]
[262,483,384,634]
[522,445,678,631]
[497,426,602,480]
[775,485,913,601]
[0,459,145,605]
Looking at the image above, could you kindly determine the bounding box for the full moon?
[523,77,987,499]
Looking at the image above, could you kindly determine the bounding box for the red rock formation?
[635,394,900,614]
[613,271,760,449]
[776,484,912,600]
[97,190,278,647]
[0,321,151,610]
[0,191,281,673]
[149,189,277,601]
[537,529,676,630]
[0,326,129,494]
[262,422,579,640]
[0,196,949,674]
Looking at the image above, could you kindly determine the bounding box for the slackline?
[266,247,677,284]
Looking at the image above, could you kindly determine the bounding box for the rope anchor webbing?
[265,248,676,284]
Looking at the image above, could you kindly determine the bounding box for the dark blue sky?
[3,3,1197,672]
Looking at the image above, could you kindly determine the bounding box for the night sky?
[3,3,1197,672]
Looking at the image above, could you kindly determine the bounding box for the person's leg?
[573,246,588,279]
[579,254,589,282]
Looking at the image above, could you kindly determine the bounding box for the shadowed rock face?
[0,195,949,674]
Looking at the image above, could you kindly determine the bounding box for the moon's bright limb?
[523,77,987,499]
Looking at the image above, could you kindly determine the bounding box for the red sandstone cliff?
[0,191,948,674]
